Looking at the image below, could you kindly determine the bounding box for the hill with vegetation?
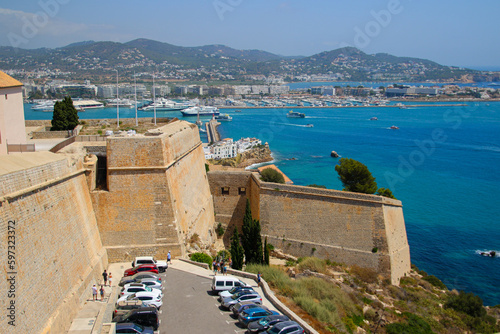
[1,39,496,83]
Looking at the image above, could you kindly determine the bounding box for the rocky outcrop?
[208,145,273,168]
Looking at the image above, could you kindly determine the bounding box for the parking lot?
[158,265,274,334]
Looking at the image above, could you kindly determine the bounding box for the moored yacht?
[181,106,220,116]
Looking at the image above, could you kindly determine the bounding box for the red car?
[124,264,159,277]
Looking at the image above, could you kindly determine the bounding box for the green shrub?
[445,291,486,318]
[371,247,378,253]
[386,313,434,334]
[285,259,296,267]
[216,223,224,237]
[216,250,230,262]
[260,168,285,183]
[189,252,212,269]
[298,257,327,274]
[423,275,447,290]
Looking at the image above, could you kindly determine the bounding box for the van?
[211,276,249,292]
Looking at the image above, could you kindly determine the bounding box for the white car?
[120,283,162,299]
[137,278,163,290]
[132,256,168,273]
[117,291,163,309]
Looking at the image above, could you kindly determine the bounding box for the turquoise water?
[24,102,500,305]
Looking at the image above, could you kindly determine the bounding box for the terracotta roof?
[257,164,293,184]
[0,71,23,88]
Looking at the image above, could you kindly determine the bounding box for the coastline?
[219,103,468,109]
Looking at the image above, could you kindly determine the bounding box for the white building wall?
[0,86,26,154]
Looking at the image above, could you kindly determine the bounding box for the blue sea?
[24,101,500,305]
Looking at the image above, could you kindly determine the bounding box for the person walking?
[92,284,98,301]
[108,273,113,287]
[257,272,262,286]
[99,285,105,301]
[212,260,217,275]
[102,270,108,287]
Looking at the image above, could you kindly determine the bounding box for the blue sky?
[0,0,498,69]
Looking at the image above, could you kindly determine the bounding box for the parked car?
[124,264,159,277]
[229,300,258,313]
[115,322,154,334]
[114,300,149,317]
[119,273,161,287]
[132,256,168,273]
[136,277,163,290]
[233,303,269,317]
[221,292,262,310]
[247,314,290,333]
[219,286,254,300]
[212,276,249,292]
[112,307,159,330]
[120,284,162,299]
[266,321,304,334]
[219,288,254,303]
[117,291,163,309]
[239,308,280,327]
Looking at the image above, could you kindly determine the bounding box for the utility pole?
[114,69,119,128]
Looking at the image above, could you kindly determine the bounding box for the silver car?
[221,292,262,310]
[137,278,163,290]
[267,321,304,334]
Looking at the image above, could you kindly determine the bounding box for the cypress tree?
[230,229,244,270]
[264,236,270,265]
[241,199,252,262]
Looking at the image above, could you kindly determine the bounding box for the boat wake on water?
[475,250,499,258]
[275,122,314,128]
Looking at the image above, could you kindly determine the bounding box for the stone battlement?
[208,170,410,285]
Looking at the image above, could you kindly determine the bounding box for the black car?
[112,307,159,330]
[115,322,154,334]
[247,314,290,333]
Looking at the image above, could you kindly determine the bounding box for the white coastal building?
[204,137,263,160]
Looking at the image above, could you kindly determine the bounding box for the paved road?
[159,268,248,334]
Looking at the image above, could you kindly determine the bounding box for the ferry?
[214,114,232,121]
[286,110,305,118]
[181,106,220,116]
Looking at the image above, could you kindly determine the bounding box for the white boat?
[286,110,305,118]
[181,106,220,116]
[106,98,134,108]
[140,98,191,111]
[73,100,104,109]
[32,100,56,111]
[214,114,232,121]
[305,124,314,128]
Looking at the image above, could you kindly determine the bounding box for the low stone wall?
[32,125,82,139]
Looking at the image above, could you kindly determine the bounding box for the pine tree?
[230,229,244,270]
[51,96,79,131]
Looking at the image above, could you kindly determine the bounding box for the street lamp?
[114,69,120,128]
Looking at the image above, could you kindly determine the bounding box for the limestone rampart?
[91,120,215,262]
[207,170,410,284]
[0,152,107,333]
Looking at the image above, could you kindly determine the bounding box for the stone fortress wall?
[208,170,411,284]
[0,152,107,333]
[0,118,410,333]
[90,120,216,262]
